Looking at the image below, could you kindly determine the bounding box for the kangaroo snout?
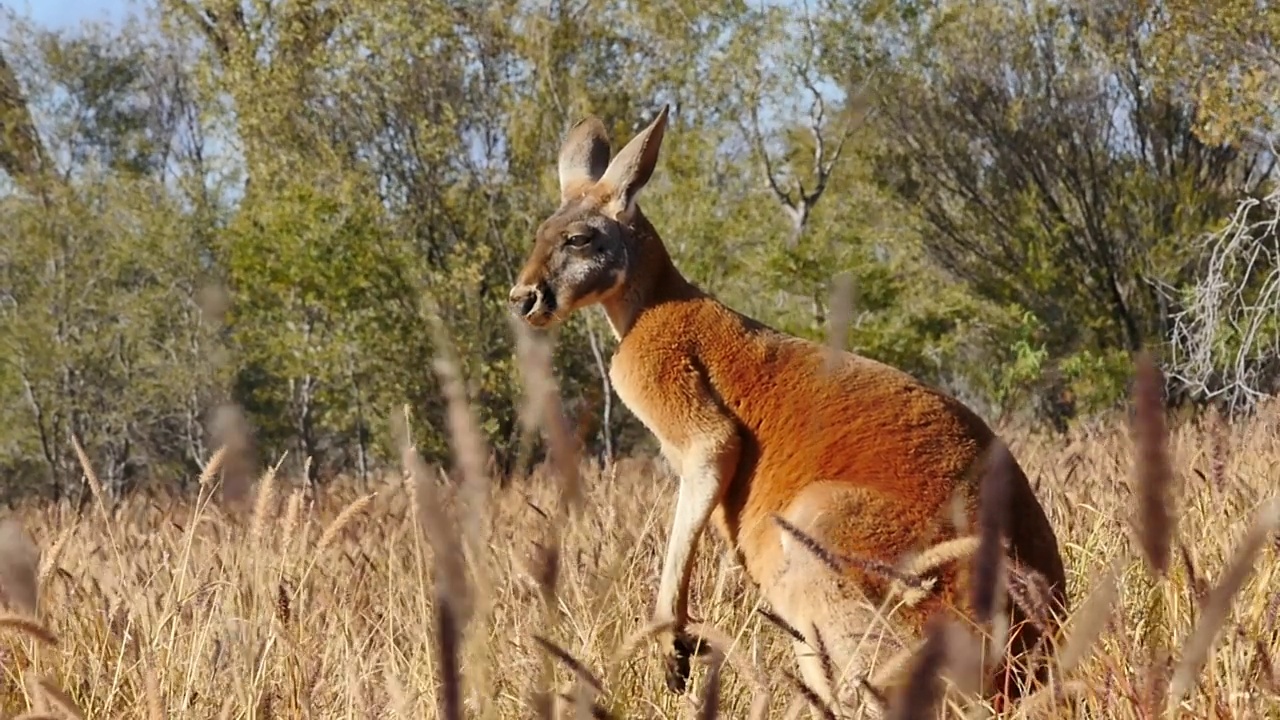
[508,283,556,324]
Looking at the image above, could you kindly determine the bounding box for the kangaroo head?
[508,105,669,328]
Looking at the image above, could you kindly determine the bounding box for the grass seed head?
[1132,351,1175,579]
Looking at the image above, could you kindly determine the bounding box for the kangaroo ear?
[558,116,612,203]
[599,104,669,219]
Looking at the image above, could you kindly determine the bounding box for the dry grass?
[1,362,1279,719]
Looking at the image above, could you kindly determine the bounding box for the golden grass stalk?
[1006,567,1055,637]
[1177,542,1207,609]
[385,669,414,717]
[871,618,982,714]
[143,660,165,720]
[434,578,464,720]
[512,320,589,715]
[900,536,982,579]
[1207,403,1228,492]
[1013,679,1092,716]
[425,305,494,568]
[275,582,291,625]
[315,492,376,551]
[771,514,926,590]
[895,535,981,606]
[808,626,839,711]
[530,691,616,720]
[0,613,59,646]
[425,308,499,718]
[606,618,678,674]
[513,321,584,516]
[781,669,836,720]
[1167,496,1280,710]
[249,460,281,549]
[0,518,40,616]
[886,617,949,720]
[394,427,466,607]
[68,434,135,588]
[972,441,1014,626]
[196,445,228,489]
[35,523,71,588]
[531,634,607,719]
[756,607,805,643]
[1247,638,1278,693]
[1124,352,1179,715]
[279,488,306,559]
[1131,351,1175,579]
[430,336,493,556]
[32,676,85,720]
[870,636,928,695]
[70,435,107,513]
[393,406,469,720]
[698,650,723,720]
[209,403,256,507]
[532,635,605,694]
[1055,564,1118,676]
[824,272,855,374]
[685,622,772,720]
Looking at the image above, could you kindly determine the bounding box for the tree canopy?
[2,0,1278,498]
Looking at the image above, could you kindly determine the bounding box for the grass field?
[1,370,1278,718]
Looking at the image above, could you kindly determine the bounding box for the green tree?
[0,18,227,497]
[859,0,1273,419]
[221,171,426,482]
[1148,0,1280,412]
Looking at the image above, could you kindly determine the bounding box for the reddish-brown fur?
[509,106,1067,715]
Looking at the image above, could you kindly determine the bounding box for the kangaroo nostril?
[510,284,552,320]
[518,291,538,317]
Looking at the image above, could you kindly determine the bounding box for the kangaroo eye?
[565,232,593,248]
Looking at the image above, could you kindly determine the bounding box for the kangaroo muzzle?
[508,283,557,325]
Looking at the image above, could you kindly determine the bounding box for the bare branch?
[736,73,798,219]
[795,57,861,209]
[1163,187,1280,412]
[171,0,234,57]
[734,6,871,246]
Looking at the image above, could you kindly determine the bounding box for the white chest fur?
[609,355,685,478]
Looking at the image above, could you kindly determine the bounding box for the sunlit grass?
[0,390,1277,718]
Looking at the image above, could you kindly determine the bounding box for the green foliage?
[36,32,167,175]
[0,174,225,498]
[986,308,1050,415]
[1,0,1277,497]
[855,0,1274,419]
[1149,0,1280,147]
[221,171,429,478]
[1059,348,1135,415]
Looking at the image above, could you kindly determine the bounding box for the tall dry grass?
[1,353,1278,718]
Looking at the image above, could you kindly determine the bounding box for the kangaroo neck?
[600,214,698,341]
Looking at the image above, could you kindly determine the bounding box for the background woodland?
[2,0,1279,500]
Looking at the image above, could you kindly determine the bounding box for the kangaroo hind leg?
[762,483,923,719]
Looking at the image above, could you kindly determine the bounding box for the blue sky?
[4,0,131,30]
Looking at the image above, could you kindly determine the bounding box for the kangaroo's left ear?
[598,104,669,220]
[558,116,612,204]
